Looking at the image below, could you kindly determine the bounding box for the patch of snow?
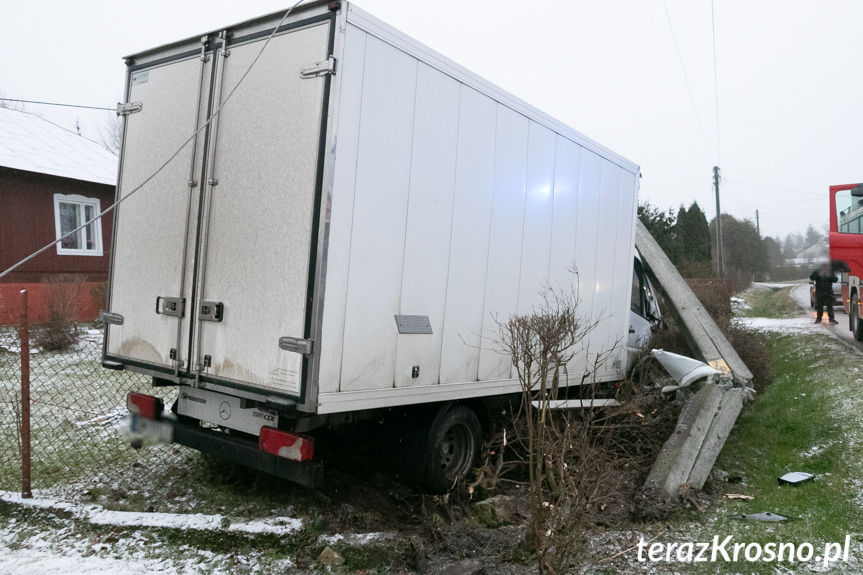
[0,491,303,535]
[730,296,752,312]
[318,532,389,546]
[732,316,822,334]
[751,282,800,289]
[0,516,290,575]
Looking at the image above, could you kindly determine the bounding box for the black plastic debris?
[727,476,744,484]
[778,472,814,486]
[730,512,794,522]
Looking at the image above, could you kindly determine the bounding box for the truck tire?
[853,294,863,342]
[423,405,481,493]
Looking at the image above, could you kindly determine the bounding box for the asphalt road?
[789,283,863,352]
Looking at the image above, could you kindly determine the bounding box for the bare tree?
[99,110,122,156]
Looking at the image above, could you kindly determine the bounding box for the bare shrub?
[686,278,733,326]
[487,270,677,573]
[33,274,86,352]
[723,324,774,394]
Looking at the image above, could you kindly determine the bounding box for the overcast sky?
[2,0,861,239]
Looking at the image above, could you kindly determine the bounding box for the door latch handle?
[156,296,185,317]
[199,300,224,322]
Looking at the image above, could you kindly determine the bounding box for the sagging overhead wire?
[0,98,114,111]
[661,0,714,164]
[0,0,308,280]
[723,179,824,197]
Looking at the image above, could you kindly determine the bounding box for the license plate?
[119,414,173,446]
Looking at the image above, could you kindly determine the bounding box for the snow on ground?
[750,282,802,289]
[733,316,823,334]
[0,491,303,536]
[0,516,278,575]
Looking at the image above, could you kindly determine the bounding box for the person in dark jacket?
[810,263,839,324]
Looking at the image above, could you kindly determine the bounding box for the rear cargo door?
[106,51,210,373]
[191,21,332,398]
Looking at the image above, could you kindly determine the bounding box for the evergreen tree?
[675,201,712,266]
[638,201,678,263]
[804,224,824,249]
[710,214,769,288]
[763,236,783,269]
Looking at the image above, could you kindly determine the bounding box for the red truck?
[829,183,863,339]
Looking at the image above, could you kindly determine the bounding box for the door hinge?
[169,348,184,368]
[279,337,314,355]
[117,102,143,116]
[300,56,336,79]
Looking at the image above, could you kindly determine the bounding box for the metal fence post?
[19,289,32,499]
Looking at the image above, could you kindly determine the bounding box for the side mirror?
[832,260,851,273]
[851,184,863,197]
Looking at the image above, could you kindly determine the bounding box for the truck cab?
[628,252,662,364]
[829,183,863,339]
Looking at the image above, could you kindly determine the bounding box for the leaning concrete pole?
[635,219,752,386]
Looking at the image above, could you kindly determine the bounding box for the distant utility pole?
[713,166,724,277]
[755,209,760,237]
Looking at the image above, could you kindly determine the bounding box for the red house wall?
[0,167,115,325]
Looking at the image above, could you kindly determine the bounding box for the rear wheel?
[424,406,481,493]
[852,293,863,341]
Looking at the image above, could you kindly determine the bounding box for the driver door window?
[837,189,863,234]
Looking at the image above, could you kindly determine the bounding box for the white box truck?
[104,0,660,490]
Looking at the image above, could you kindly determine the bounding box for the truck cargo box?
[104,0,643,422]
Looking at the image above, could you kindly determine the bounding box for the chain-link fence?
[0,308,186,497]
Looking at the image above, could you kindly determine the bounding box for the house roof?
[0,107,117,186]
[796,242,828,259]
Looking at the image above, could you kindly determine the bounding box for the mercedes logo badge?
[219,401,231,420]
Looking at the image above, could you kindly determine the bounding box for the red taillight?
[259,427,314,461]
[127,392,163,420]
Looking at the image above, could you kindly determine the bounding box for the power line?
[0,98,114,111]
[661,0,714,163]
[0,0,308,280]
[724,178,824,197]
[720,180,743,210]
[711,0,720,163]
[731,197,823,210]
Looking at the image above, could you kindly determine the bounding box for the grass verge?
[738,285,802,319]
[689,332,863,573]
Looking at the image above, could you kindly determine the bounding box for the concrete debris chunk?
[317,546,345,566]
[688,388,747,489]
[644,384,723,502]
[474,495,518,528]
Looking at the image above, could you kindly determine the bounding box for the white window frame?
[53,193,104,256]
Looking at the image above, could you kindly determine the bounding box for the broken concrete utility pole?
[642,384,747,503]
[635,219,753,386]
[636,219,753,504]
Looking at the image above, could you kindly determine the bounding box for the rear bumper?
[170,420,324,488]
